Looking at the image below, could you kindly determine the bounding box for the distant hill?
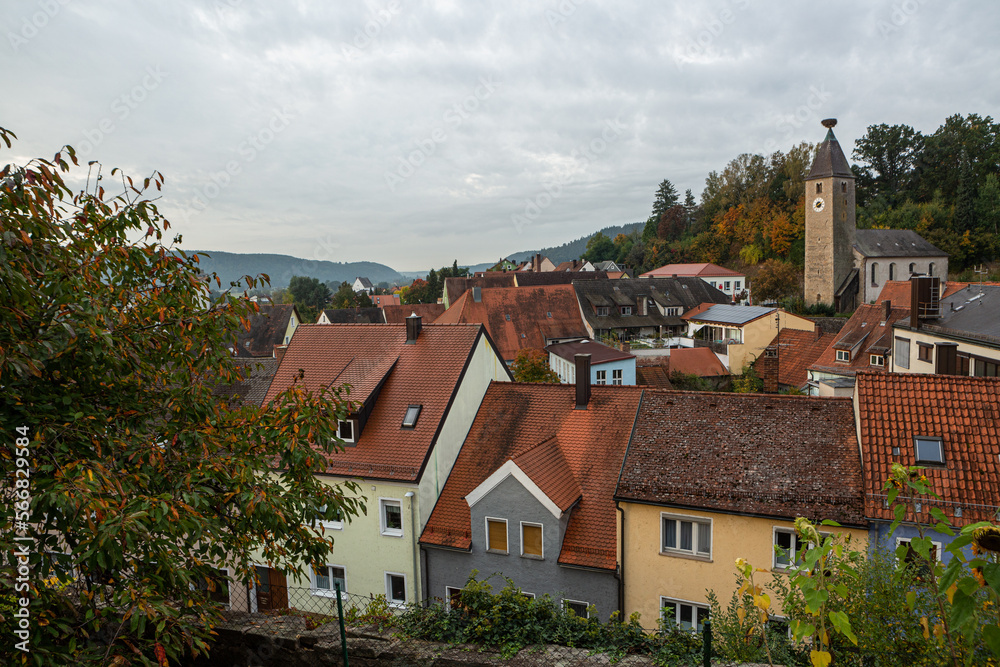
[187,251,404,289]
[505,222,644,266]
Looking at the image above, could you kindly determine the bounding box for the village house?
[684,305,815,373]
[640,262,747,303]
[545,339,636,386]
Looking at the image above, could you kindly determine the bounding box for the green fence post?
[335,582,349,667]
[702,619,712,667]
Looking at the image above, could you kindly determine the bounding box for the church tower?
[804,119,857,309]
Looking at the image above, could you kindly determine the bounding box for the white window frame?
[870,354,884,367]
[485,516,509,554]
[660,512,712,559]
[612,369,623,385]
[914,436,944,465]
[445,586,462,610]
[835,349,850,363]
[385,571,407,607]
[724,281,731,291]
[734,281,741,291]
[621,306,633,316]
[380,498,404,537]
[595,370,607,385]
[520,521,544,559]
[311,564,347,598]
[563,599,590,618]
[337,419,357,444]
[314,503,344,531]
[896,537,942,564]
[660,596,709,631]
[772,527,802,570]
[193,566,230,608]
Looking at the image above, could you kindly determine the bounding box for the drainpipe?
[405,491,419,601]
[615,500,625,617]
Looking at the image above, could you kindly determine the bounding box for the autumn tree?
[510,349,560,383]
[750,259,802,303]
[0,128,362,666]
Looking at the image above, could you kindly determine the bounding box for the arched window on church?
[909,262,916,275]
[929,262,935,277]
[871,262,879,286]
[816,182,822,194]
[889,263,896,281]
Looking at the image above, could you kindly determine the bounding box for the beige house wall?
[890,326,1000,375]
[727,311,815,372]
[620,501,867,630]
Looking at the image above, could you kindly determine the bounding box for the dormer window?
[621,306,632,316]
[337,420,356,444]
[836,349,850,363]
[914,436,944,465]
[870,354,884,366]
[596,306,609,317]
[402,405,422,429]
[505,314,511,321]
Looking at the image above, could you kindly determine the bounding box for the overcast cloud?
[2,1,998,271]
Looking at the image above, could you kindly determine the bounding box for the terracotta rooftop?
[875,280,993,308]
[370,294,402,308]
[232,304,297,357]
[545,339,634,365]
[443,274,516,308]
[636,365,673,389]
[262,323,502,482]
[765,328,839,389]
[616,390,865,525]
[666,347,728,377]
[420,382,644,570]
[641,262,744,278]
[436,284,589,362]
[810,303,910,376]
[382,303,445,324]
[855,372,1000,525]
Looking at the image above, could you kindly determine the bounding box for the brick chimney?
[758,348,779,393]
[574,354,591,409]
[405,313,422,344]
[274,344,288,364]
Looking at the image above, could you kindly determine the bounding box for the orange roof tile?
[382,303,445,324]
[765,329,838,388]
[511,436,582,512]
[809,303,910,376]
[263,323,497,482]
[435,284,589,362]
[616,391,865,525]
[635,365,673,388]
[420,383,643,570]
[666,347,728,377]
[855,372,1000,525]
[641,262,743,278]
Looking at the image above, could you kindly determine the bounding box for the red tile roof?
[666,347,728,377]
[370,294,402,307]
[641,262,744,278]
[855,372,1000,525]
[636,365,673,389]
[616,391,865,525]
[262,323,495,482]
[382,303,445,324]
[436,284,589,361]
[443,274,516,307]
[511,436,583,512]
[545,339,634,365]
[420,383,643,570]
[876,280,998,308]
[765,329,838,388]
[809,303,910,376]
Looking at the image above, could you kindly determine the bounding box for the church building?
[803,119,947,312]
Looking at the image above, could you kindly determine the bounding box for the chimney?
[759,348,779,393]
[935,342,959,375]
[274,344,288,364]
[574,354,591,409]
[883,299,891,322]
[405,313,422,343]
[572,259,578,270]
[473,286,482,302]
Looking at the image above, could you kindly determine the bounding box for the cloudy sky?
[3,1,998,272]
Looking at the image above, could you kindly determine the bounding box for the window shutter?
[523,525,542,556]
[487,519,507,551]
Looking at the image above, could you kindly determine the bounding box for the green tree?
[0,128,363,666]
[581,232,616,263]
[651,178,680,220]
[510,349,559,383]
[852,123,924,205]
[288,275,331,321]
[330,281,373,309]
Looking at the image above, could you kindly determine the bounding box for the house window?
[870,354,884,367]
[380,499,403,537]
[724,281,731,291]
[595,370,607,385]
[917,343,933,363]
[597,306,609,316]
[547,312,552,318]
[621,306,632,316]
[929,262,935,277]
[661,513,711,558]
[914,436,944,465]
[734,281,741,291]
[909,262,916,275]
[505,314,511,321]
[889,263,896,281]
[709,281,716,288]
[974,358,999,377]
[446,586,463,610]
[835,349,850,363]
[897,538,940,579]
[385,572,407,606]
[816,182,822,194]
[895,338,910,370]
[312,565,346,596]
[402,405,422,428]
[871,262,879,286]
[337,419,356,444]
[196,567,230,605]
[773,529,802,570]
[564,600,590,618]
[486,518,508,553]
[612,369,623,385]
[521,522,543,558]
[314,504,343,530]
[665,307,680,317]
[661,598,709,632]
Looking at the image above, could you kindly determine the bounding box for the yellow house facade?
[615,390,867,630]
[687,306,815,373]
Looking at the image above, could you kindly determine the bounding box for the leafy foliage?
[581,232,616,264]
[287,275,332,322]
[329,280,373,309]
[0,127,362,666]
[510,349,560,383]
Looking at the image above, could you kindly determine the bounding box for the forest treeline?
[582,113,1000,300]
